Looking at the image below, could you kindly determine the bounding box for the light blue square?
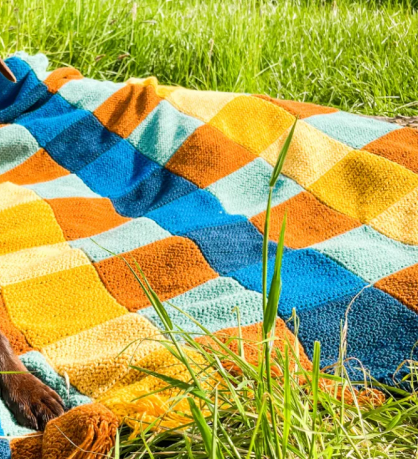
[207,157,303,218]
[59,78,125,112]
[0,398,34,437]
[139,276,263,336]
[70,217,171,261]
[305,111,401,149]
[312,225,418,283]
[128,100,203,165]
[0,124,39,174]
[26,174,100,199]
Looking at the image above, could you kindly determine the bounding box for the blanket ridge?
[1,52,418,456]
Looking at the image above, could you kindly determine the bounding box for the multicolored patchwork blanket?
[1,52,418,457]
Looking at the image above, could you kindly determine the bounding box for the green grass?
[1,0,418,116]
[103,124,418,459]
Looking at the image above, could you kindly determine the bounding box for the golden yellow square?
[127,77,178,98]
[167,88,238,122]
[261,121,352,187]
[2,264,127,347]
[309,150,418,223]
[42,314,164,398]
[209,95,295,154]
[0,200,65,255]
[370,186,418,245]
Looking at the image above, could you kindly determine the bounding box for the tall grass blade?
[263,211,287,338]
[282,345,292,458]
[187,398,224,459]
[308,341,321,459]
[269,118,298,188]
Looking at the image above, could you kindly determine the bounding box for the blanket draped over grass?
[0,52,418,457]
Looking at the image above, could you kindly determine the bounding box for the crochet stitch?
[1,53,418,456]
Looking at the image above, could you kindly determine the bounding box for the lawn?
[1,0,418,116]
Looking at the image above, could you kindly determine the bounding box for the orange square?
[44,68,83,94]
[251,191,361,248]
[364,128,418,173]
[255,95,338,119]
[94,84,162,138]
[0,149,69,185]
[95,236,218,312]
[166,124,256,187]
[46,197,130,240]
[0,294,33,355]
[196,318,312,374]
[375,264,418,314]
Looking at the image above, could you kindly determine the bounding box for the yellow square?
[0,182,40,212]
[0,200,65,255]
[0,243,89,286]
[167,88,238,122]
[309,150,418,223]
[370,186,418,245]
[209,95,295,154]
[42,314,164,398]
[2,264,127,347]
[261,121,352,187]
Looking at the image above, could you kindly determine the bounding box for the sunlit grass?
[1,0,418,115]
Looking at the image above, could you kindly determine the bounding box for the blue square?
[292,287,418,385]
[78,141,159,198]
[230,249,366,317]
[305,111,401,149]
[16,94,89,147]
[0,418,10,458]
[0,57,49,123]
[146,189,246,235]
[186,220,278,275]
[112,167,197,218]
[45,112,122,172]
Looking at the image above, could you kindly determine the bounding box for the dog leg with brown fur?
[0,332,65,431]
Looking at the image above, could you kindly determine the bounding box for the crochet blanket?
[1,52,418,457]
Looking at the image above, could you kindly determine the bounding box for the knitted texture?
[0,421,11,459]
[10,404,118,459]
[1,54,418,455]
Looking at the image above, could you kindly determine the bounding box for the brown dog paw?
[2,373,65,431]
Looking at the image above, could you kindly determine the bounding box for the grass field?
[1,0,417,116]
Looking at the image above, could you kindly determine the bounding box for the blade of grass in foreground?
[188,397,224,459]
[260,118,298,459]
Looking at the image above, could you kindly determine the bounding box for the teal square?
[139,276,263,335]
[128,100,203,165]
[312,225,418,283]
[26,174,100,199]
[59,78,125,112]
[305,111,400,149]
[70,217,170,262]
[0,124,39,174]
[207,157,303,218]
